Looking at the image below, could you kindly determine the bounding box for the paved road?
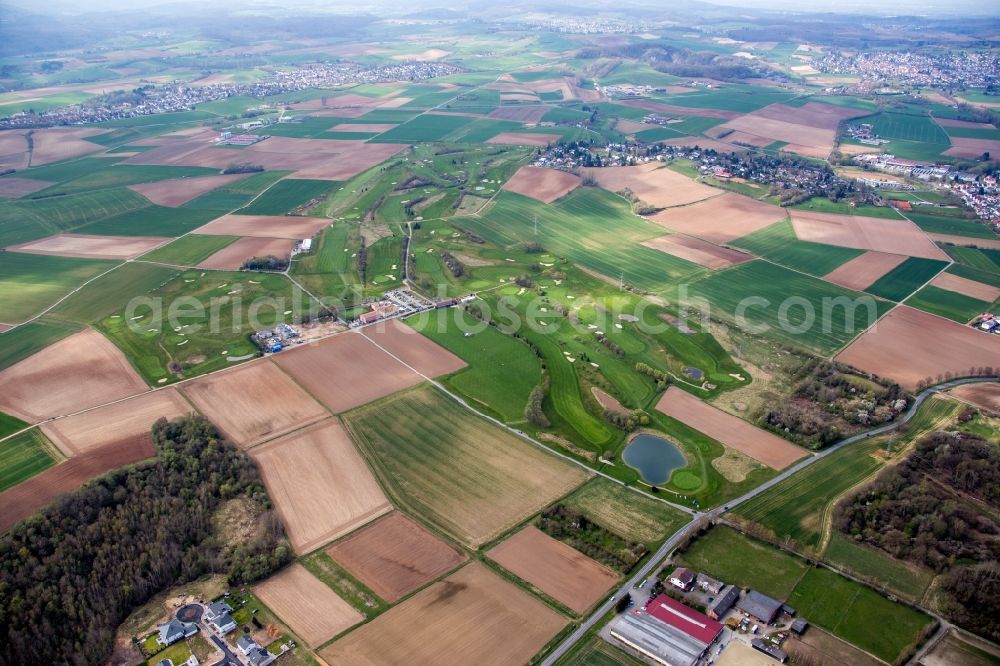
[542,376,997,665]
[209,633,240,666]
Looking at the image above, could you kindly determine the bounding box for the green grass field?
[560,477,689,546]
[907,211,998,239]
[945,246,1000,274]
[237,179,335,215]
[0,412,28,439]
[906,285,991,323]
[946,263,1000,288]
[687,261,893,354]
[97,271,306,384]
[32,165,219,197]
[183,171,291,211]
[787,566,933,663]
[679,525,808,599]
[0,253,117,324]
[343,386,587,548]
[371,114,477,142]
[823,533,934,602]
[79,204,220,237]
[865,257,947,301]
[0,428,58,493]
[46,263,180,324]
[0,187,151,246]
[0,318,82,371]
[140,235,240,266]
[731,219,863,276]
[734,438,885,553]
[405,307,542,422]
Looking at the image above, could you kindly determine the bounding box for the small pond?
[622,433,687,486]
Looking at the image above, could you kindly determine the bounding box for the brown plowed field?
[711,102,866,160]
[944,138,1000,160]
[272,332,423,413]
[926,233,1000,249]
[791,211,949,260]
[196,237,297,270]
[822,251,908,291]
[502,166,581,203]
[128,137,407,181]
[319,562,568,666]
[930,272,1000,303]
[293,94,382,110]
[0,328,148,422]
[580,162,718,208]
[592,387,626,413]
[488,106,551,123]
[836,306,1000,390]
[616,119,660,134]
[360,319,467,378]
[656,386,807,469]
[6,233,170,260]
[755,102,868,130]
[191,214,330,239]
[0,177,53,197]
[128,174,248,206]
[487,526,619,614]
[714,116,833,157]
[642,234,752,269]
[0,435,155,533]
[948,382,1000,413]
[616,99,740,120]
[41,388,190,457]
[486,132,560,146]
[326,512,467,602]
[180,361,328,448]
[648,193,786,243]
[0,130,30,170]
[253,563,362,646]
[251,419,392,553]
[328,123,398,133]
[30,127,107,166]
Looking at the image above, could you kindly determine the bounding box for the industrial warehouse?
[610,596,723,666]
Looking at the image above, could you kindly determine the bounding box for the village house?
[667,567,695,591]
[205,601,237,635]
[156,618,197,647]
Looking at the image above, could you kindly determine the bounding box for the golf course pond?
[622,433,687,485]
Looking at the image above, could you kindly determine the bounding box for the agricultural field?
[404,307,542,422]
[45,263,179,324]
[560,478,690,546]
[686,260,894,354]
[326,512,467,602]
[906,285,991,323]
[139,235,239,266]
[787,566,933,663]
[319,562,568,665]
[678,525,809,599]
[731,218,863,276]
[906,211,998,239]
[372,113,476,142]
[0,319,83,372]
[239,178,336,215]
[343,386,589,548]
[253,563,362,647]
[487,526,620,613]
[0,428,58,493]
[865,257,947,301]
[0,253,117,324]
[251,419,392,554]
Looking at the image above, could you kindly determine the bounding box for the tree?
[616,593,632,613]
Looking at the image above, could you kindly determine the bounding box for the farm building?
[668,567,695,591]
[790,618,809,635]
[610,597,722,666]
[706,585,740,620]
[738,590,783,624]
[751,638,788,663]
[697,573,724,595]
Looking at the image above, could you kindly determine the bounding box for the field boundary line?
[357,324,699,517]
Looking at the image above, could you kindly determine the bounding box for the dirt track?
[327,512,467,602]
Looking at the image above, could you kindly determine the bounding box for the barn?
[610,597,723,666]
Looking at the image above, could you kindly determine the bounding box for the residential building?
[696,573,724,595]
[205,601,237,635]
[157,618,197,646]
[667,567,695,591]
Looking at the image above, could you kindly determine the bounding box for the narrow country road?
[541,376,997,665]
